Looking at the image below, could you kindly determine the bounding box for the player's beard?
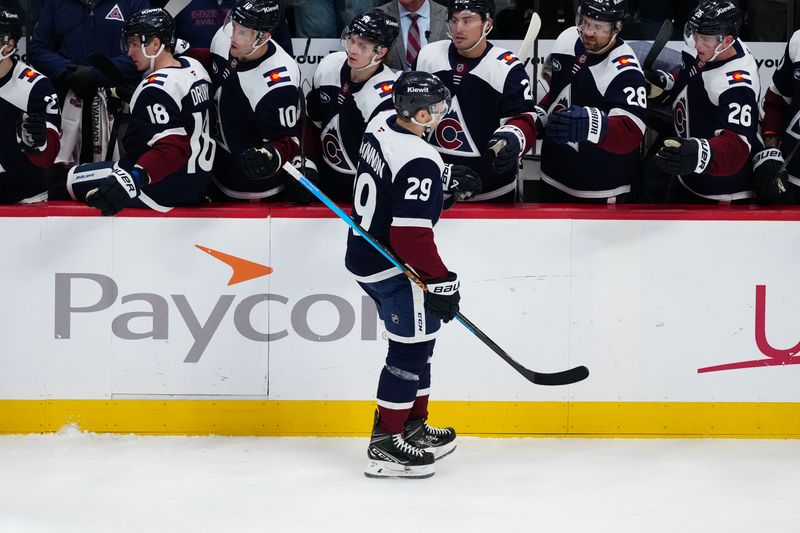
[581,33,615,55]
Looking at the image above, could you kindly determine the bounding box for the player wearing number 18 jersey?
[68,8,215,215]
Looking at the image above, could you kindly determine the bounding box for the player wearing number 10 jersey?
[209,0,300,201]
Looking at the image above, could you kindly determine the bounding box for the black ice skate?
[365,420,435,479]
[404,418,457,460]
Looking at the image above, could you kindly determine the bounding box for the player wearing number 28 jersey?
[538,0,647,202]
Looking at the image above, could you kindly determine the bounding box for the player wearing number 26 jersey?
[649,1,759,203]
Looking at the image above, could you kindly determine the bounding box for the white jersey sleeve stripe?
[392,217,433,228]
[148,127,187,147]
[608,108,646,134]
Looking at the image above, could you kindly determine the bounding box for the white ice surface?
[0,427,798,533]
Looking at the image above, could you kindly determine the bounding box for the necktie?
[406,13,421,70]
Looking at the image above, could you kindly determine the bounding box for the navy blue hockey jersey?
[540,27,647,198]
[345,111,448,282]
[415,40,536,200]
[762,30,800,186]
[122,56,215,206]
[306,51,398,201]
[0,60,61,202]
[209,31,300,200]
[666,39,760,201]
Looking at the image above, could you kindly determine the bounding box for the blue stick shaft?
[282,162,413,277]
[281,162,588,385]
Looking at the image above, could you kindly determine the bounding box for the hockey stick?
[489,12,542,158]
[779,139,800,173]
[162,0,192,17]
[517,11,541,67]
[282,161,590,386]
[642,19,674,71]
[88,53,130,160]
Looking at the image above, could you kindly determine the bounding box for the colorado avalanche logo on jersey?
[612,55,639,70]
[321,117,356,174]
[725,70,752,86]
[497,51,519,66]
[673,95,689,137]
[105,4,125,21]
[428,97,480,157]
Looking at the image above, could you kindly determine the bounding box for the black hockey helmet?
[231,0,280,33]
[122,8,176,52]
[0,6,22,46]
[576,0,626,23]
[448,0,495,21]
[685,0,741,38]
[344,9,399,50]
[393,71,451,120]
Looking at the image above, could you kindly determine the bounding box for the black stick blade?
[456,312,590,387]
[530,365,590,386]
[643,19,674,71]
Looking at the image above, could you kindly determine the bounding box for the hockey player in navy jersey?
[68,8,216,215]
[346,71,479,479]
[305,8,400,202]
[414,0,537,202]
[647,0,759,203]
[538,0,647,203]
[0,6,61,203]
[209,0,302,202]
[751,29,800,204]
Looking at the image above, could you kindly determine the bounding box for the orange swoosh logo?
[195,245,273,285]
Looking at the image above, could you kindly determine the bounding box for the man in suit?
[378,0,448,71]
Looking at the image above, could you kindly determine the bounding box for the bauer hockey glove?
[653,137,711,176]
[85,166,149,216]
[283,157,320,205]
[240,145,281,179]
[442,164,482,201]
[16,114,48,153]
[488,126,524,174]
[546,106,608,145]
[752,148,788,204]
[424,272,460,323]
